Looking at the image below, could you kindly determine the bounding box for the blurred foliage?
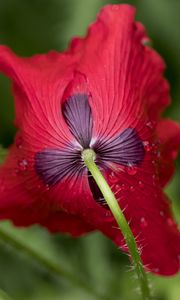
[0,146,7,164]
[0,0,180,299]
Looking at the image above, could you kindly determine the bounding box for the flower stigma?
[81,148,96,165]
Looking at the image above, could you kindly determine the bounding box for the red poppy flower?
[0,4,180,276]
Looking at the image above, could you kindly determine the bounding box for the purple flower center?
[35,93,144,207]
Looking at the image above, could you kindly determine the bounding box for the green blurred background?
[0,0,180,299]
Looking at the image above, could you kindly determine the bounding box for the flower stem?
[82,149,151,300]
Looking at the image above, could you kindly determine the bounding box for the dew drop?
[146,121,154,129]
[153,267,160,273]
[157,150,161,158]
[121,183,128,191]
[13,168,20,176]
[18,159,29,171]
[126,163,138,175]
[16,136,23,149]
[105,211,112,218]
[167,218,174,227]
[130,186,135,192]
[143,141,152,152]
[160,210,164,217]
[152,174,158,186]
[45,184,50,191]
[109,171,118,183]
[115,184,120,191]
[138,180,144,188]
[140,217,148,228]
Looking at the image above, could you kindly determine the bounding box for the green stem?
[0,225,112,300]
[82,149,151,300]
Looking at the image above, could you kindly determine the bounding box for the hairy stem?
[82,149,151,300]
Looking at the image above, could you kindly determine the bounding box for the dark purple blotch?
[62,93,92,148]
[94,128,145,166]
[35,148,83,186]
[35,93,145,208]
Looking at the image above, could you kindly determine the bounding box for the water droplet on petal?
[152,174,158,186]
[126,163,138,175]
[160,210,164,217]
[143,141,152,152]
[167,218,174,227]
[138,180,144,188]
[115,184,120,191]
[121,183,128,191]
[130,186,135,192]
[45,184,50,191]
[157,150,161,158]
[146,121,154,129]
[109,171,118,183]
[18,159,29,171]
[105,211,112,218]
[16,136,23,149]
[13,168,20,176]
[153,267,160,273]
[140,217,148,228]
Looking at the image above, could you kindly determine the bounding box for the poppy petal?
[156,119,180,187]
[0,146,47,225]
[0,45,77,150]
[40,211,93,236]
[81,171,180,275]
[0,146,92,236]
[69,4,170,140]
[66,4,180,275]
